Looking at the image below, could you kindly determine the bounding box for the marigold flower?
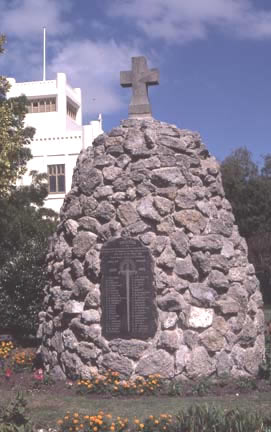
[140,424,144,428]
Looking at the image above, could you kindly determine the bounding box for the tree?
[221,147,271,303]
[0,35,34,197]
[0,36,57,340]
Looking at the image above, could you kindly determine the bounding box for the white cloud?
[48,39,142,117]
[108,0,271,42]
[0,0,72,37]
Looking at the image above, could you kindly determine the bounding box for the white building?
[7,72,103,213]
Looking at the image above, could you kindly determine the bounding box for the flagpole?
[43,27,46,81]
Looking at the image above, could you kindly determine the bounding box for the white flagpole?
[43,27,46,81]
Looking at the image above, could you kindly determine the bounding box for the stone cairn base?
[38,118,265,381]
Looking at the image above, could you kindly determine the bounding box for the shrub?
[0,392,33,432]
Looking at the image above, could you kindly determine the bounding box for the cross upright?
[120,56,159,118]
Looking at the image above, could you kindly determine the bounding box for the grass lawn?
[0,386,271,429]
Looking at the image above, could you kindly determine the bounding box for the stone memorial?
[38,56,265,382]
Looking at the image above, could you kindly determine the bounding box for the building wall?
[7,73,103,213]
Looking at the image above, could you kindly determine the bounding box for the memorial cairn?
[38,57,265,382]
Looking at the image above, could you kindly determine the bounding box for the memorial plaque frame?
[100,237,157,340]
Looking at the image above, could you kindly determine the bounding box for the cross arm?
[146,68,159,86]
[120,70,132,88]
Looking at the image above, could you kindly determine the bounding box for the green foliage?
[0,392,33,432]
[259,333,271,381]
[221,147,271,302]
[0,35,35,198]
[0,174,56,339]
[175,404,265,432]
[191,378,211,396]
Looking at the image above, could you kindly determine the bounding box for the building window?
[48,164,65,193]
[67,100,77,120]
[27,97,56,113]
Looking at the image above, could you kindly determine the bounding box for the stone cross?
[120,56,159,118]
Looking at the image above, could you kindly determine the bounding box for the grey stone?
[157,216,176,235]
[174,210,206,234]
[189,282,216,306]
[171,230,189,257]
[71,259,84,278]
[216,299,239,315]
[156,187,177,200]
[152,167,186,187]
[50,365,66,381]
[85,249,100,278]
[209,270,229,292]
[101,352,134,377]
[94,154,116,168]
[157,245,176,270]
[157,291,185,312]
[116,154,130,169]
[64,300,84,315]
[117,202,139,226]
[64,219,78,237]
[81,309,100,324]
[103,166,122,182]
[190,235,222,252]
[154,196,173,216]
[62,329,78,351]
[84,288,101,308]
[175,345,190,374]
[137,196,160,222]
[94,185,113,199]
[216,351,233,377]
[161,311,178,330]
[175,186,196,209]
[183,330,199,349]
[61,268,74,290]
[60,351,84,378]
[72,232,97,259]
[187,306,214,329]
[186,346,216,379]
[136,349,174,378]
[191,251,211,276]
[112,340,148,359]
[77,342,100,362]
[174,255,198,282]
[73,276,93,299]
[158,330,180,351]
[51,331,64,353]
[79,167,103,196]
[200,328,225,352]
[94,202,116,223]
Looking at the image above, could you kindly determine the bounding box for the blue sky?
[1,0,271,163]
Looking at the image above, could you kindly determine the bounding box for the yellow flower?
[93,427,98,431]
[155,420,159,424]
[110,426,115,431]
[134,419,140,424]
[140,424,144,429]
[73,419,79,424]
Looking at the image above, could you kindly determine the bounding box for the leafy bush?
[259,333,271,381]
[175,404,266,432]
[0,392,33,432]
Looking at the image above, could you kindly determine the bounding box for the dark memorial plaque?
[101,237,157,340]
